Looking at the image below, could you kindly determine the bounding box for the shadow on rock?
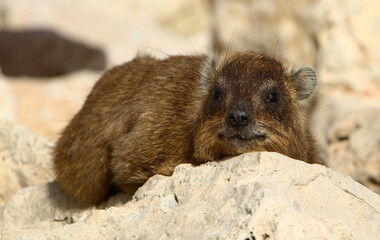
[46,181,82,212]
[47,181,135,212]
[0,29,106,77]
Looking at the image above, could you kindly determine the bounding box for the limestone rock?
[317,0,380,94]
[313,92,380,194]
[0,74,14,121]
[1,153,379,239]
[0,121,54,206]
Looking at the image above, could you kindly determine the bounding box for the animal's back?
[53,55,206,205]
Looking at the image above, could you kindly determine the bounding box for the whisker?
[137,45,170,58]
[220,24,237,65]
[270,26,280,58]
[257,122,287,139]
[173,26,201,56]
[289,51,314,67]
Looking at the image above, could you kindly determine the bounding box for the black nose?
[227,110,250,127]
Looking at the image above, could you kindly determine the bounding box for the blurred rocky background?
[0,0,379,238]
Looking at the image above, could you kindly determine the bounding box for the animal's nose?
[227,109,250,127]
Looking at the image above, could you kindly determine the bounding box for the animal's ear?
[291,67,317,100]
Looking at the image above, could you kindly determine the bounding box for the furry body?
[54,51,322,206]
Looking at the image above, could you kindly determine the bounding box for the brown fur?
[53,51,323,206]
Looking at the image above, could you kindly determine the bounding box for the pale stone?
[1,153,379,239]
[316,0,380,94]
[0,121,54,206]
[0,74,14,121]
[313,92,380,194]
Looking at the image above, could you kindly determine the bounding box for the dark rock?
[0,29,106,77]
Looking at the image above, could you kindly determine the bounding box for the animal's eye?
[212,87,223,101]
[265,92,280,103]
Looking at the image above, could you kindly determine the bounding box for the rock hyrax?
[54,51,322,206]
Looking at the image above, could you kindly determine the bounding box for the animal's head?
[194,51,317,162]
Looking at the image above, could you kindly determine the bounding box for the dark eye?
[212,87,223,101]
[265,92,280,103]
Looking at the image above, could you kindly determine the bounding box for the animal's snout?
[227,109,250,127]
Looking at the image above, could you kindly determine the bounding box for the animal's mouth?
[230,133,267,141]
[215,130,268,157]
[218,131,267,142]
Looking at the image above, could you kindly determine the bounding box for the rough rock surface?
[1,152,379,240]
[316,0,380,95]
[313,92,380,194]
[0,74,13,121]
[0,121,54,206]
